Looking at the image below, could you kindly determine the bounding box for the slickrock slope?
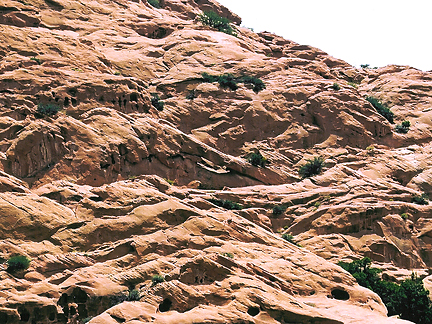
[1,0,431,323]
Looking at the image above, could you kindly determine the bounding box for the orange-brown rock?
[1,0,432,323]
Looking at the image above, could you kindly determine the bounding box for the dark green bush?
[282,233,294,242]
[151,93,164,111]
[127,289,140,301]
[366,96,394,124]
[331,83,340,90]
[147,0,160,8]
[37,103,61,116]
[208,198,242,210]
[239,75,266,93]
[395,120,410,133]
[339,257,432,323]
[198,11,236,36]
[201,72,265,93]
[412,193,429,205]
[298,157,325,178]
[272,205,286,215]
[217,73,238,91]
[248,152,267,167]
[151,274,165,285]
[7,255,31,273]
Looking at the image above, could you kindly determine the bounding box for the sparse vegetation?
[395,120,411,133]
[348,81,359,89]
[272,205,286,216]
[151,274,165,285]
[221,252,234,258]
[360,64,370,69]
[412,193,429,205]
[339,257,432,323]
[164,178,175,185]
[331,82,340,90]
[401,213,409,220]
[147,0,160,8]
[198,11,236,36]
[151,93,164,111]
[186,89,196,100]
[366,96,394,123]
[298,156,325,178]
[247,152,267,167]
[7,255,31,273]
[127,289,141,301]
[37,103,61,116]
[201,72,265,93]
[282,233,294,242]
[208,198,242,210]
[30,57,42,64]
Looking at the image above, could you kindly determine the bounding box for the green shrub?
[360,64,370,69]
[30,57,42,64]
[151,274,165,285]
[37,103,61,116]
[331,83,340,90]
[339,257,432,323]
[151,93,164,111]
[127,289,140,301]
[201,72,265,93]
[248,152,267,167]
[198,11,236,36]
[395,120,410,133]
[7,255,31,273]
[412,193,429,205]
[272,205,286,215]
[208,198,242,210]
[282,233,294,243]
[221,252,234,258]
[298,157,325,178]
[147,0,160,8]
[366,96,394,124]
[401,213,409,220]
[239,75,266,93]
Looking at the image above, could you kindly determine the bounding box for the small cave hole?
[158,298,172,312]
[247,307,260,317]
[71,98,77,106]
[64,97,69,106]
[130,92,138,102]
[69,306,76,316]
[18,307,30,321]
[331,288,350,300]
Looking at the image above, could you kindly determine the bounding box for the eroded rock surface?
[1,0,432,323]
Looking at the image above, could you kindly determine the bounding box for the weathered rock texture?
[1,0,431,323]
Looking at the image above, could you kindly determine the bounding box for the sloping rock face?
[0,0,431,323]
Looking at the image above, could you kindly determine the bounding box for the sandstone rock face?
[0,0,431,323]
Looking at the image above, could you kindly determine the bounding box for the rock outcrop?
[1,0,432,323]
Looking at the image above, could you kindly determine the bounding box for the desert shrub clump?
[248,152,267,167]
[208,198,242,210]
[366,96,394,123]
[7,255,31,273]
[151,93,164,111]
[339,257,432,323]
[198,11,236,36]
[37,103,61,116]
[147,0,160,8]
[412,193,429,205]
[331,82,341,90]
[201,72,265,93]
[272,205,286,215]
[151,274,165,285]
[395,120,411,133]
[298,156,325,178]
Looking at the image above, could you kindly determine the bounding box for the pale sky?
[217,0,432,71]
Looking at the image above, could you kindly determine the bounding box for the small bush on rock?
[272,205,286,216]
[198,11,236,36]
[366,96,394,124]
[7,255,31,273]
[208,198,242,210]
[37,103,61,116]
[147,0,160,8]
[248,152,267,167]
[151,93,164,111]
[298,156,325,178]
[151,274,165,285]
[395,120,410,133]
[412,193,429,205]
[201,72,265,93]
[331,83,340,90]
